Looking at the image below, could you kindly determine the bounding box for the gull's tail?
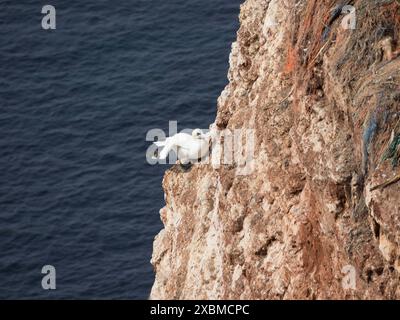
[154,141,166,147]
[158,139,175,160]
[152,139,175,160]
[152,141,167,159]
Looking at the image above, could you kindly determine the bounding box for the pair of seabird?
[153,129,211,170]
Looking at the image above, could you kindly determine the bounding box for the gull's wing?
[158,134,192,159]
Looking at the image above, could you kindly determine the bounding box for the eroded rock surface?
[151,0,400,299]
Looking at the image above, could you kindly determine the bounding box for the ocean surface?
[0,0,242,299]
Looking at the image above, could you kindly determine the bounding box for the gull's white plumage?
[154,129,210,165]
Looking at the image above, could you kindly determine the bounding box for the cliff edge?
[151,0,400,299]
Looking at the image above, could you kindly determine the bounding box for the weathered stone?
[151,0,400,299]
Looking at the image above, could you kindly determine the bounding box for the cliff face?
[151,0,400,299]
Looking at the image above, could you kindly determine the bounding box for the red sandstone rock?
[151,0,400,299]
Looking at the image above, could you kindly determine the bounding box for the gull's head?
[192,128,204,139]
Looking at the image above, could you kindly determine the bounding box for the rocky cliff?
[150,0,400,299]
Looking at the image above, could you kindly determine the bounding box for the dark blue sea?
[0,0,241,299]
